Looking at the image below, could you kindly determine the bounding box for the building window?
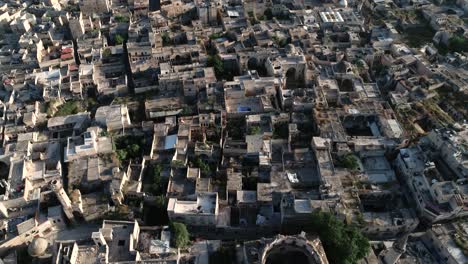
[43,228,52,235]
[118,240,125,246]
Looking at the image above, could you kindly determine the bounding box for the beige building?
[68,12,86,40]
[91,220,141,262]
[79,0,110,15]
[95,105,132,132]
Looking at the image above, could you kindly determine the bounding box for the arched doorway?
[247,57,258,70]
[0,161,9,195]
[285,68,297,89]
[339,79,354,92]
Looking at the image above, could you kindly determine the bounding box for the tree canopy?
[273,123,289,139]
[115,34,125,45]
[161,32,172,46]
[209,246,236,264]
[170,222,190,248]
[264,8,273,20]
[207,54,224,79]
[436,35,468,54]
[340,154,360,170]
[150,164,168,196]
[448,35,468,53]
[209,32,224,39]
[309,211,369,264]
[193,157,211,177]
[114,15,130,23]
[248,126,262,135]
[114,136,145,163]
[102,48,111,57]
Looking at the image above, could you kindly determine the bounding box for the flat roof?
[237,191,257,203]
[294,199,313,213]
[164,134,177,150]
[320,11,344,23]
[47,112,89,128]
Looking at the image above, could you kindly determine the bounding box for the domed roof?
[28,237,48,257]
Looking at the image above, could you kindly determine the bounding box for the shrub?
[102,48,111,57]
[54,101,84,117]
[114,15,130,23]
[209,32,224,39]
[248,126,261,135]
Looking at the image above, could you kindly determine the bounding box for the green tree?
[309,211,369,264]
[341,154,359,170]
[114,15,129,23]
[128,144,141,157]
[162,32,172,46]
[154,194,167,210]
[151,165,167,195]
[115,34,125,45]
[154,164,163,177]
[453,235,468,256]
[272,36,287,47]
[181,106,192,115]
[209,246,236,263]
[172,160,185,168]
[116,149,128,161]
[194,157,211,177]
[264,8,273,20]
[248,126,261,135]
[170,222,190,248]
[152,173,161,194]
[273,123,288,139]
[106,204,130,220]
[226,118,245,140]
[207,55,224,79]
[278,38,288,47]
[448,35,468,53]
[102,48,111,57]
[64,5,79,12]
[209,32,223,39]
[242,176,257,191]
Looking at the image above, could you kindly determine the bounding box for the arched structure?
[261,233,329,264]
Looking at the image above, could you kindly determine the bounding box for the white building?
[64,129,113,162]
[424,128,468,179]
[168,192,219,226]
[395,147,467,223]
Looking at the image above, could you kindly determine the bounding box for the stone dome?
[28,237,48,257]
